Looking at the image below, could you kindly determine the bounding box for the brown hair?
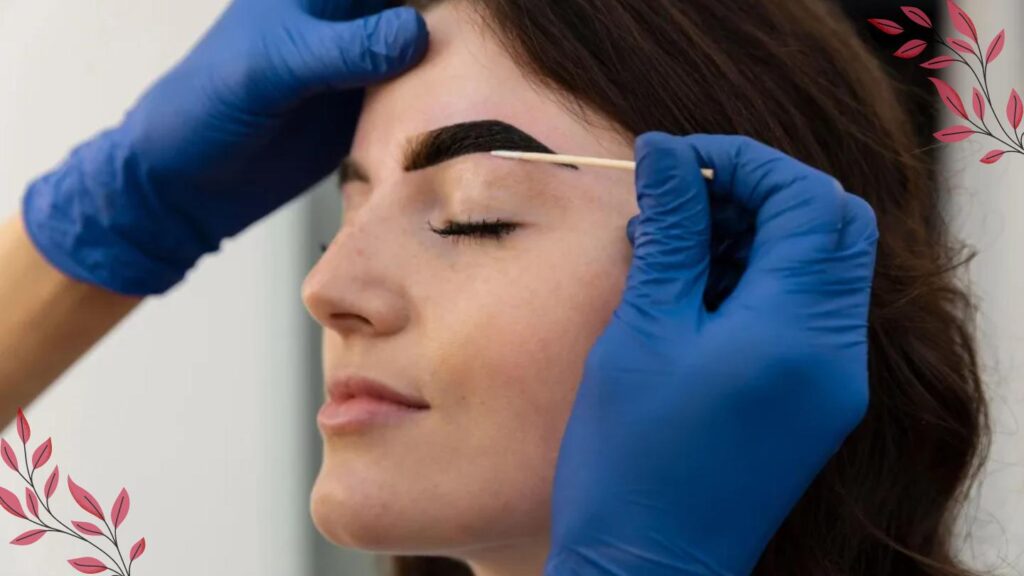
[386,0,991,574]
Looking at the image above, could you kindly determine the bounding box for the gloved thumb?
[290,7,429,95]
[620,132,712,326]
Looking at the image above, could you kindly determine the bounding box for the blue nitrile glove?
[547,133,879,576]
[21,0,428,296]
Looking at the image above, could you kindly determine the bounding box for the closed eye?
[426,218,520,243]
[319,218,520,255]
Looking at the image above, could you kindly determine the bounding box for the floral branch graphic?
[869,1,1023,164]
[1,408,146,575]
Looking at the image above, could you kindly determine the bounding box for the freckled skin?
[301,3,639,575]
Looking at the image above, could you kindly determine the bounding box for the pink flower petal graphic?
[130,537,147,561]
[16,409,30,444]
[947,0,978,43]
[921,55,958,69]
[929,77,969,120]
[1007,89,1023,129]
[986,30,1006,64]
[111,488,130,529]
[868,18,904,35]
[67,476,105,520]
[0,485,27,519]
[934,126,975,142]
[973,88,986,120]
[72,521,105,537]
[1,439,18,472]
[901,6,933,28]
[895,39,928,59]
[981,150,1008,164]
[44,465,60,500]
[10,529,47,546]
[31,438,52,470]
[68,557,108,574]
[25,488,39,519]
[949,38,975,54]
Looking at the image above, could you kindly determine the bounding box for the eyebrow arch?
[338,119,578,185]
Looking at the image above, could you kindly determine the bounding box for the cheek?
[439,232,631,412]
[423,230,633,523]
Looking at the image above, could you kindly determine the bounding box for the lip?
[326,374,429,407]
[318,374,429,434]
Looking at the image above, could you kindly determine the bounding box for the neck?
[461,536,550,576]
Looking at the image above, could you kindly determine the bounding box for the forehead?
[352,2,633,176]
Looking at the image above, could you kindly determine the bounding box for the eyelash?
[318,218,520,254]
[427,218,520,244]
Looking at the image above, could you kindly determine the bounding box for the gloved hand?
[21,0,428,296]
[546,133,879,576]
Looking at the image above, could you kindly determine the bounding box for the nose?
[301,216,411,339]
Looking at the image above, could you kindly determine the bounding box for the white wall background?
[0,1,1021,575]
[948,1,1024,573]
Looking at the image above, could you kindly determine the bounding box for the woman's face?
[302,1,637,571]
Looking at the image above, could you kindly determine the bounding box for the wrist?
[21,128,200,296]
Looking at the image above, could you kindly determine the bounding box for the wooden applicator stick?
[490,150,715,180]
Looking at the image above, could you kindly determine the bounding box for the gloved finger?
[836,191,879,259]
[619,131,712,328]
[299,0,389,21]
[288,6,429,95]
[679,134,845,302]
[829,191,879,314]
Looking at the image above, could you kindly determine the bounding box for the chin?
[309,462,402,552]
[309,441,555,558]
[309,456,460,555]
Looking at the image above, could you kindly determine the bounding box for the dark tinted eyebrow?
[338,119,578,185]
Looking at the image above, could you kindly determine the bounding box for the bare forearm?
[0,211,142,428]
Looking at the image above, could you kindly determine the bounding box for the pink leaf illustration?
[68,557,108,574]
[10,529,48,546]
[67,476,105,520]
[949,38,975,54]
[31,438,52,470]
[44,465,60,500]
[72,520,105,537]
[1007,89,1023,129]
[25,488,39,519]
[0,485,27,519]
[981,150,1008,164]
[921,55,958,69]
[934,126,975,143]
[868,18,904,35]
[986,30,1006,64]
[973,88,986,120]
[130,537,147,561]
[895,39,928,59]
[16,409,31,444]
[901,6,933,28]
[930,77,969,120]
[1,439,18,472]
[947,0,978,43]
[111,488,130,529]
